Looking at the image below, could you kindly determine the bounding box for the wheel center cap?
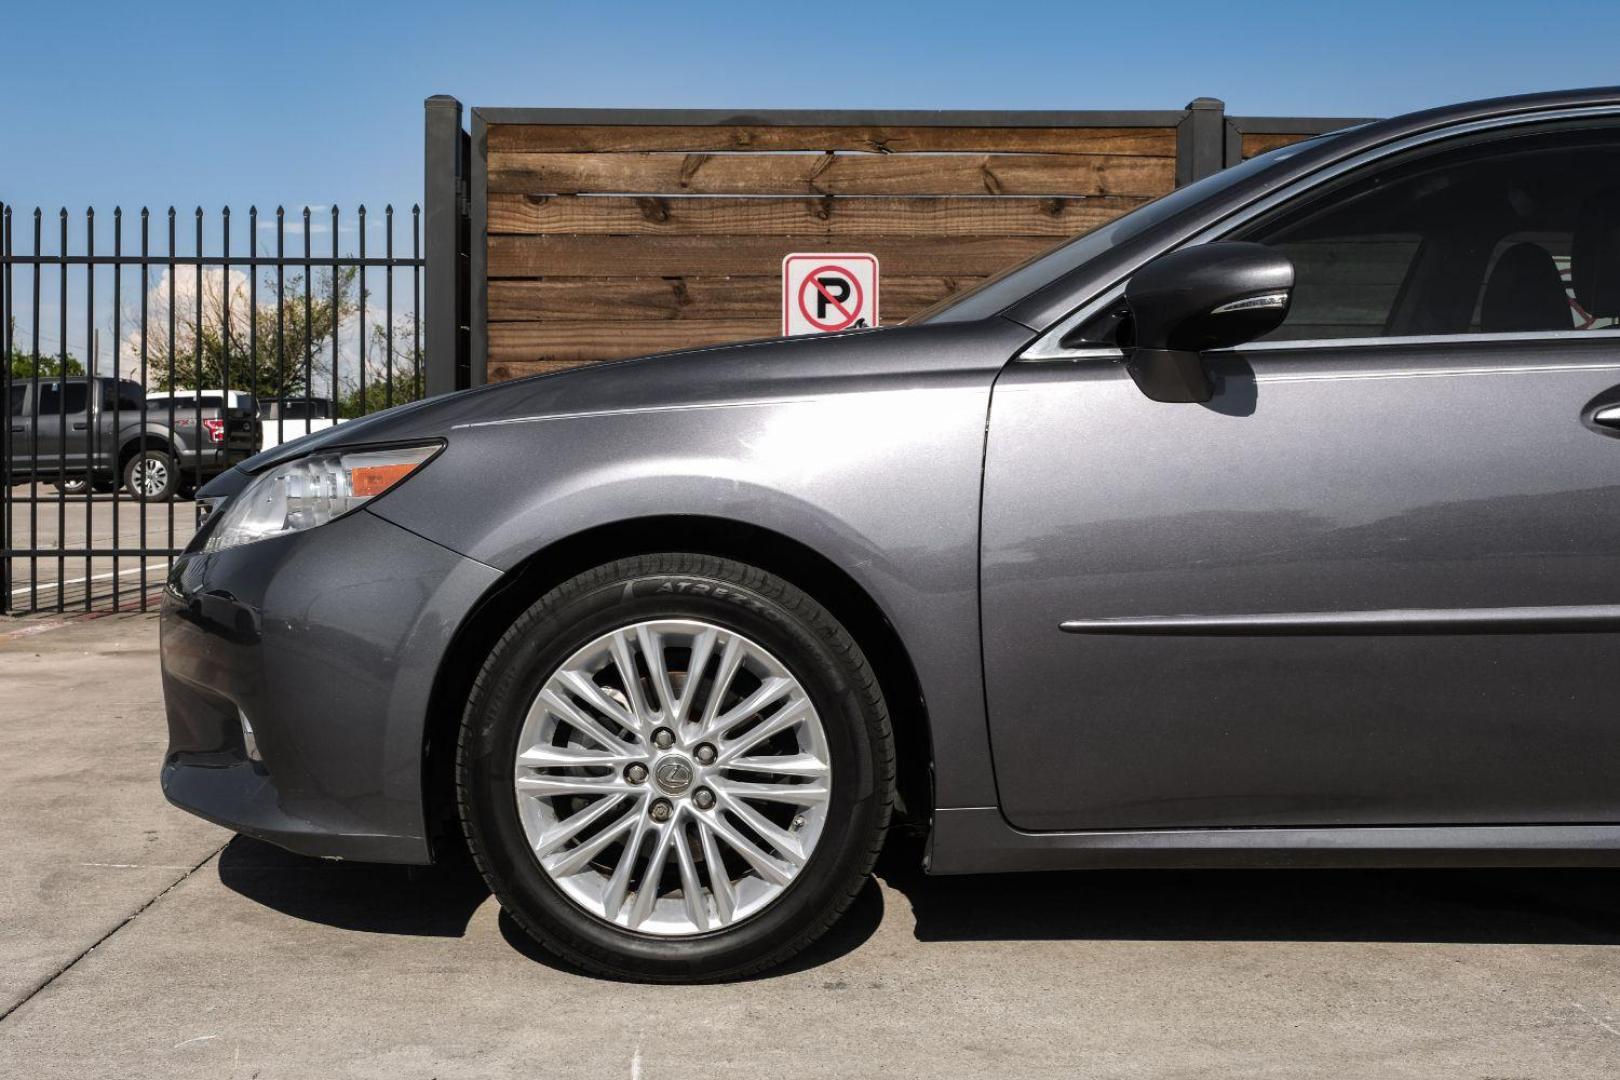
[653,755,694,796]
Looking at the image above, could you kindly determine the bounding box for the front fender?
[369,380,1002,808]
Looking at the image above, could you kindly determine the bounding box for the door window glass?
[8,386,24,416]
[35,382,88,415]
[1264,235,1422,340]
[1235,124,1620,341]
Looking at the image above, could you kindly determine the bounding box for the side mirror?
[1122,242,1294,403]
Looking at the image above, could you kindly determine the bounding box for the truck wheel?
[55,476,116,496]
[124,450,179,502]
[457,554,895,982]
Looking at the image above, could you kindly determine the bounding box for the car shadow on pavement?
[218,832,886,976]
[875,835,1620,946]
[495,877,886,981]
[218,835,491,938]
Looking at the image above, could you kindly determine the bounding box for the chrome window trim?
[1017,104,1620,364]
[1221,328,1620,353]
[1021,344,1125,363]
[1021,329,1620,366]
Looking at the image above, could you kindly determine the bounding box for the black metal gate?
[1,203,426,614]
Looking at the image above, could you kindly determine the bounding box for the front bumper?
[159,507,501,863]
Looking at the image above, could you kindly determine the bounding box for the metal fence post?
[1175,97,1227,186]
[424,95,469,397]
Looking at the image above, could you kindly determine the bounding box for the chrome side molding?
[1061,605,1620,635]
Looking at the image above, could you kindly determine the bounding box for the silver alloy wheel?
[134,456,169,497]
[513,618,832,936]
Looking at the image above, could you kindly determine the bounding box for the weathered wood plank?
[487,358,600,382]
[487,151,1174,198]
[487,123,1178,156]
[488,276,977,322]
[488,234,1058,278]
[487,193,1145,238]
[490,320,781,364]
[1241,131,1314,158]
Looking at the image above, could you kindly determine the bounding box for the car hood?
[203,317,1031,498]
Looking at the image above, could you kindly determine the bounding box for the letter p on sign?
[782,253,879,336]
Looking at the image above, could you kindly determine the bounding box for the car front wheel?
[457,553,894,981]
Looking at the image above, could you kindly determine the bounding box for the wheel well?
[421,516,935,859]
[119,436,174,470]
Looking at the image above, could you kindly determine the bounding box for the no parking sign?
[782,253,879,336]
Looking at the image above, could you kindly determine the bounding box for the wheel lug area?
[694,743,716,765]
[625,763,649,784]
[652,727,675,750]
[693,787,715,810]
[649,798,673,823]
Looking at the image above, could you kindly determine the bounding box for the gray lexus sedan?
[161,87,1620,981]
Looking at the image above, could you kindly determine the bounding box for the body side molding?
[1059,604,1620,636]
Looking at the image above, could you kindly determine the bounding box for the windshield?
[908,137,1331,324]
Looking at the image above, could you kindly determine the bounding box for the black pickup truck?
[5,377,259,500]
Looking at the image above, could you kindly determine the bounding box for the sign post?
[782,253,879,336]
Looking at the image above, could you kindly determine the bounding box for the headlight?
[204,444,439,553]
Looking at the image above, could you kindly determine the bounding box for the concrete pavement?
[5,483,196,613]
[2,614,1618,1078]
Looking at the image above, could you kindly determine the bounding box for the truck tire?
[55,475,117,496]
[124,449,180,502]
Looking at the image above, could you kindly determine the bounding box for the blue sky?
[5,0,1619,378]
[6,0,1620,221]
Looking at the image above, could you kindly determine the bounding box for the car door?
[7,383,30,474]
[982,119,1620,832]
[30,380,91,477]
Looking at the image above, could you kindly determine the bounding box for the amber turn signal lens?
[350,462,418,497]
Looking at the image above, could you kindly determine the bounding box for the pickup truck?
[257,395,339,449]
[5,377,258,500]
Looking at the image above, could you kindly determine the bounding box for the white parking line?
[7,560,172,599]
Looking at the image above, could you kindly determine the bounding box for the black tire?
[123,449,179,502]
[457,553,895,982]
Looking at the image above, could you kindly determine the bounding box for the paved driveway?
[2,614,1618,1078]
[4,483,196,613]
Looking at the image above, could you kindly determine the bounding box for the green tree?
[338,318,423,418]
[7,318,85,378]
[140,268,359,399]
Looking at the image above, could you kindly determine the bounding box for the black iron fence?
[2,94,1359,618]
[2,203,427,614]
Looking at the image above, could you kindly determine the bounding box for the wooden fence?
[424,99,1365,385]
